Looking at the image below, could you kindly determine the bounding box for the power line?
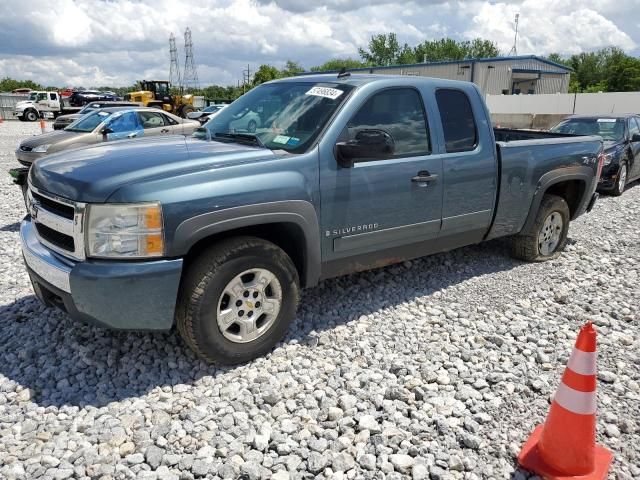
[169,33,181,87]
[183,27,199,91]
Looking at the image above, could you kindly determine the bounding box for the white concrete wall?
[486,92,640,115]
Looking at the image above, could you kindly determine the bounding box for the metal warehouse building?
[312,55,572,95]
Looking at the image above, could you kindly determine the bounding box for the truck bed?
[493,127,576,142]
[487,131,603,240]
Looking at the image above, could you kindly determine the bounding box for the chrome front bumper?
[21,219,72,292]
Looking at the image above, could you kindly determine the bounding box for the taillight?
[596,152,605,180]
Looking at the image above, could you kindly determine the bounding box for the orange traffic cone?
[518,322,612,479]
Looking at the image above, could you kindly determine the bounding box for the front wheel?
[510,194,570,262]
[611,162,627,196]
[25,110,38,122]
[176,236,300,364]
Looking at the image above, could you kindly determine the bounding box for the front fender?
[171,200,321,287]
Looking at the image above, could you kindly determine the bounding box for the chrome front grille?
[27,185,86,260]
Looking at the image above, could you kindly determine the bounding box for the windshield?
[551,118,625,141]
[196,82,354,152]
[28,93,38,101]
[65,110,112,132]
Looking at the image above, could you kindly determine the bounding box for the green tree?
[359,34,499,67]
[358,33,414,66]
[280,60,304,78]
[311,58,367,72]
[252,64,281,86]
[413,38,499,62]
[0,77,42,92]
[607,56,640,92]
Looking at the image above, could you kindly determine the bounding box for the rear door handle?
[161,129,170,133]
[411,171,438,183]
[127,133,138,138]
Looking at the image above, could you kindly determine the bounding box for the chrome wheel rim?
[538,211,563,256]
[618,165,627,192]
[216,268,282,343]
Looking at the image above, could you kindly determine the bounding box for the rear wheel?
[510,194,570,262]
[176,237,300,364]
[611,162,627,196]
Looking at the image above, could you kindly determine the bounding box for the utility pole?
[508,13,520,56]
[169,33,181,88]
[242,64,252,94]
[183,27,199,92]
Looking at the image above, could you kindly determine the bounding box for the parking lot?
[0,120,638,479]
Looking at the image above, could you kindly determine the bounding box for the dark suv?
[53,101,140,130]
[67,91,119,107]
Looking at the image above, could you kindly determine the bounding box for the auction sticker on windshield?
[306,86,343,100]
[597,118,617,123]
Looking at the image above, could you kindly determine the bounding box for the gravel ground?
[0,120,638,480]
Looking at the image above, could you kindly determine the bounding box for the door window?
[628,117,640,140]
[346,88,430,158]
[107,112,140,133]
[436,89,478,152]
[49,93,57,101]
[138,111,166,129]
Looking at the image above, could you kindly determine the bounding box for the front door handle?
[161,129,170,133]
[127,133,138,138]
[411,171,438,183]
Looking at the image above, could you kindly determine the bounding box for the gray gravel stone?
[0,122,637,480]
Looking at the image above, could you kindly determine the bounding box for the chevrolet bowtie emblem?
[245,301,254,308]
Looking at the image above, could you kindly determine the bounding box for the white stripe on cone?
[554,383,597,415]
[567,349,597,376]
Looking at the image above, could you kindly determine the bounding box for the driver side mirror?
[335,129,395,168]
[631,133,640,142]
[101,127,114,136]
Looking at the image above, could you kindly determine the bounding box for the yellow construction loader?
[125,80,196,118]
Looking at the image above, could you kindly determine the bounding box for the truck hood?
[29,135,276,203]
[15,100,35,110]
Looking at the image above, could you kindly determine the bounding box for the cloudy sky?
[1,0,638,88]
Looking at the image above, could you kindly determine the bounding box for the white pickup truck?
[13,91,81,122]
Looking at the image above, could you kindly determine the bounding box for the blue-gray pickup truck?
[20,74,603,364]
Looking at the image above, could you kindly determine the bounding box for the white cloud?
[466,0,636,55]
[0,0,637,87]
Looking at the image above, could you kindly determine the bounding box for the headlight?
[86,202,164,258]
[601,153,613,165]
[32,144,51,153]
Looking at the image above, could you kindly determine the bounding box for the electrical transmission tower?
[183,27,199,91]
[169,33,181,87]
[508,13,520,56]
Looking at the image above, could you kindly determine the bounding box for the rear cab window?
[435,89,478,153]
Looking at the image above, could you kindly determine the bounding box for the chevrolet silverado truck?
[20,74,603,364]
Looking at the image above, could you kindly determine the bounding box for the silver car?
[16,107,200,166]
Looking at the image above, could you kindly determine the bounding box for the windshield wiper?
[214,132,267,148]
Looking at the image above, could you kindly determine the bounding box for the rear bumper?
[21,217,183,331]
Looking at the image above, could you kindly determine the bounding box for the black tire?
[17,115,25,122]
[510,194,570,262]
[176,236,300,364]
[611,162,627,196]
[180,105,195,118]
[247,120,257,133]
[25,109,38,122]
